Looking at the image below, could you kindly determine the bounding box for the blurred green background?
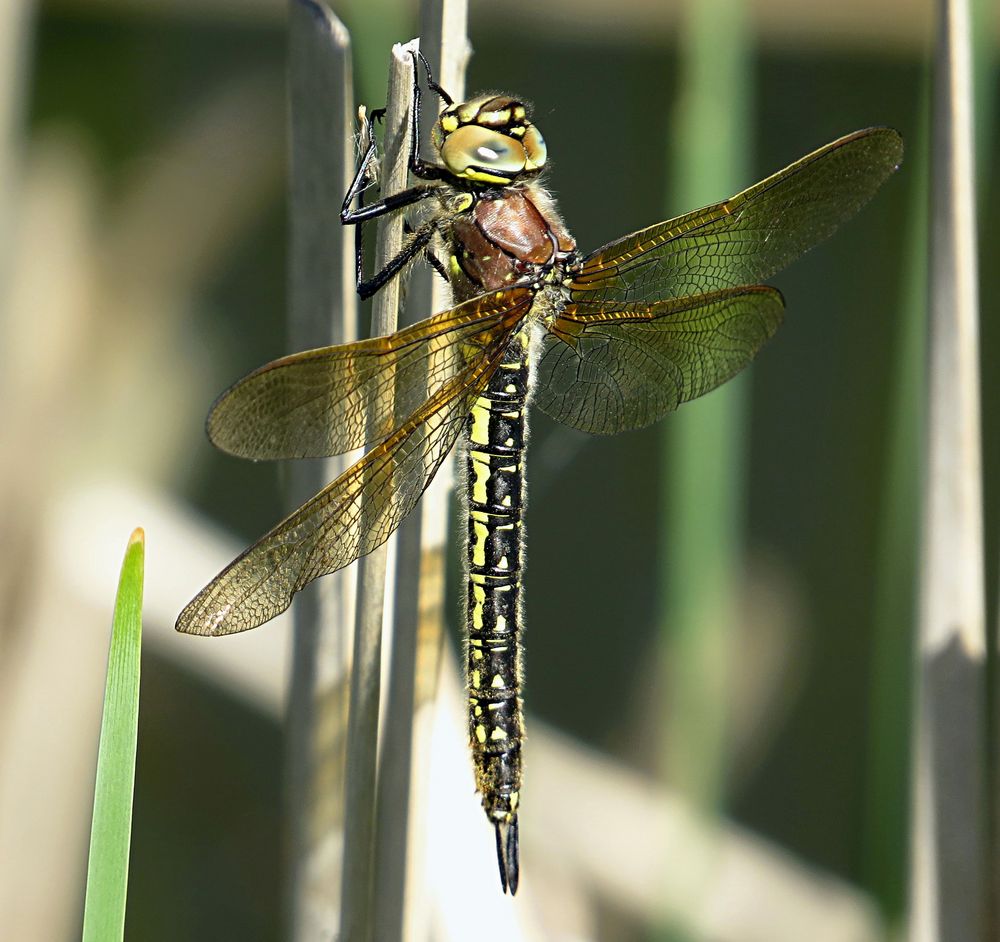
[3,0,997,939]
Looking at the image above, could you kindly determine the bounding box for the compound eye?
[440,125,527,181]
[521,125,547,171]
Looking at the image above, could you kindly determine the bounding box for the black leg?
[340,107,381,219]
[357,220,440,301]
[406,50,450,182]
[404,219,451,286]
[340,57,460,298]
[341,183,436,225]
[424,248,450,284]
[415,50,453,107]
[342,107,442,297]
[351,191,440,299]
[340,108,437,225]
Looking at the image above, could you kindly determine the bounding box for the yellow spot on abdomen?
[472,584,486,630]
[470,453,490,505]
[469,400,491,445]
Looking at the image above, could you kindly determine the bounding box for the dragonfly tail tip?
[494,816,520,895]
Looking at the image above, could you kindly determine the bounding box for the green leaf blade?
[82,527,145,942]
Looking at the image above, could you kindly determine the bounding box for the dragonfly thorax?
[433,95,547,186]
[445,184,577,301]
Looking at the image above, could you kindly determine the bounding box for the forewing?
[534,286,785,435]
[177,299,528,636]
[569,127,902,304]
[208,289,532,459]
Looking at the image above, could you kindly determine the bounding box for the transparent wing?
[569,127,902,304]
[177,298,529,636]
[534,286,784,435]
[209,289,533,459]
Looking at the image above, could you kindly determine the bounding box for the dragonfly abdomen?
[464,328,530,889]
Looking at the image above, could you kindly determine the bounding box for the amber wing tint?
[176,291,530,635]
[568,127,902,305]
[534,287,785,434]
[208,289,533,460]
[177,128,904,631]
[533,127,902,435]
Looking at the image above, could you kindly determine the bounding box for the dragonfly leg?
[340,172,436,227]
[424,247,450,284]
[341,73,448,297]
[344,181,438,299]
[406,49,451,182]
[403,218,450,284]
[356,218,441,301]
[414,49,453,108]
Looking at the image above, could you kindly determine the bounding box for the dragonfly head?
[433,95,547,186]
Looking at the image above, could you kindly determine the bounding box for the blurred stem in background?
[971,0,998,932]
[339,41,416,942]
[861,82,926,927]
[969,0,996,173]
[284,3,355,938]
[910,0,987,937]
[657,0,750,937]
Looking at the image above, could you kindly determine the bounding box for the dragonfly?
[176,51,902,895]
